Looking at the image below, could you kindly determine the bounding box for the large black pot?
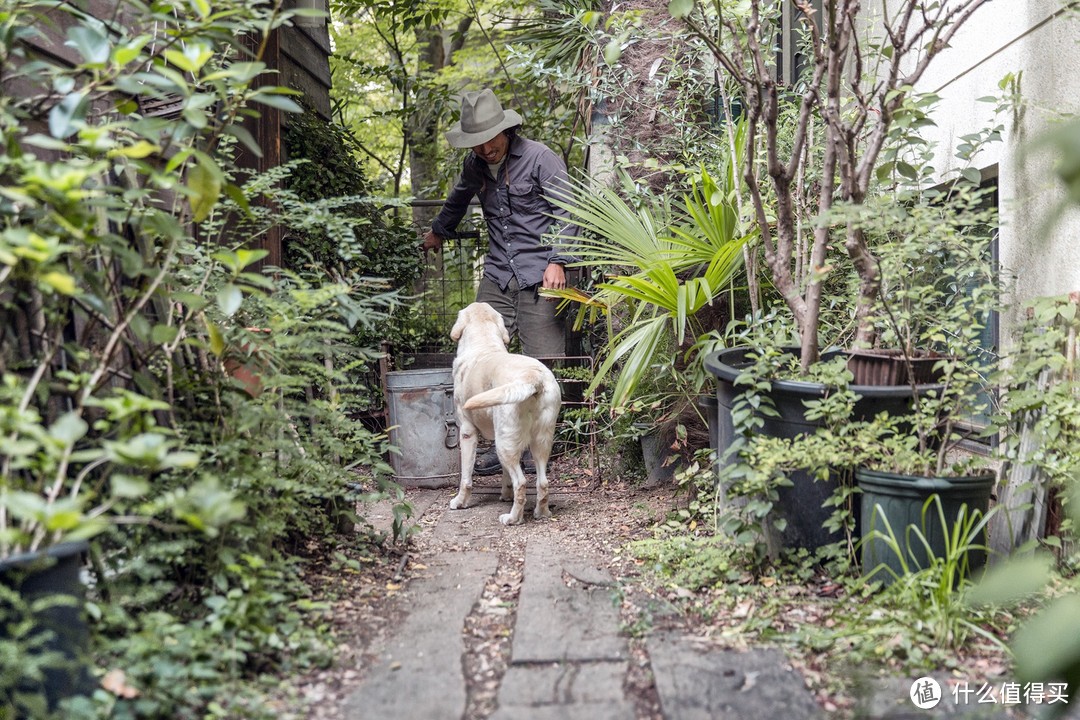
[857,468,994,583]
[0,540,94,710]
[704,346,944,551]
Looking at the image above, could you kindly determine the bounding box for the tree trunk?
[408,18,471,229]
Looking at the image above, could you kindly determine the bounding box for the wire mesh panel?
[407,230,487,359]
[543,355,598,472]
[401,226,586,362]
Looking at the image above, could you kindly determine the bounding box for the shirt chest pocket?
[507,181,547,216]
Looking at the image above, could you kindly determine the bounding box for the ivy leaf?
[217,284,243,317]
[668,0,694,18]
[187,156,223,222]
[48,92,89,139]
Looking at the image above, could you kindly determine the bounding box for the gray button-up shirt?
[431,135,577,291]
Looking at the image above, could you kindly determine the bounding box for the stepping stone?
[647,632,823,720]
[491,660,633,720]
[432,495,507,545]
[340,550,497,719]
[510,537,627,663]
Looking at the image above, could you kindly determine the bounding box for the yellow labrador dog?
[448,302,561,525]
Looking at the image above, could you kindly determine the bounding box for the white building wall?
[881,0,1080,338]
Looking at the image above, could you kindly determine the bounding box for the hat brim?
[444,109,523,148]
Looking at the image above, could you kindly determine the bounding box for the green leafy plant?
[551,160,754,410]
[670,0,991,371]
[978,293,1080,716]
[0,0,411,715]
[862,496,994,590]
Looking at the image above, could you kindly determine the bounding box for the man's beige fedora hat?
[445,88,523,148]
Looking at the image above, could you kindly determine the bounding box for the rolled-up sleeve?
[431,163,481,238]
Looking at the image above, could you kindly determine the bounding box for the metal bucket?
[385,368,458,487]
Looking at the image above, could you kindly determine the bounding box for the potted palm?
[548,158,755,475]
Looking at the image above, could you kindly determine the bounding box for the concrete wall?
[888,0,1080,338]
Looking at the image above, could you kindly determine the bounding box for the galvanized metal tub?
[385,368,458,487]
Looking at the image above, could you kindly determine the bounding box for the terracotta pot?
[846,348,945,386]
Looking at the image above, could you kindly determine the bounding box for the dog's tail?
[463,378,547,410]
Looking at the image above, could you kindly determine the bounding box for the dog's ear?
[450,308,467,342]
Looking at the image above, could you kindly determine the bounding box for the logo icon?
[910,676,942,709]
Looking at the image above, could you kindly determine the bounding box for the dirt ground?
[285,450,681,720]
[282,445,1018,720]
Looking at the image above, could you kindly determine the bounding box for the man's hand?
[542,263,566,294]
[421,230,443,253]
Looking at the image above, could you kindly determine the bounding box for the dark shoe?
[474,448,536,475]
[474,448,502,476]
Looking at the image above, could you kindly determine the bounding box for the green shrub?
[0,0,409,715]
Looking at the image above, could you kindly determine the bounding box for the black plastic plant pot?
[0,540,95,709]
[856,468,995,584]
[704,346,945,552]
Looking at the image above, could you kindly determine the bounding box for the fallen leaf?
[739,671,759,691]
[102,668,140,699]
[733,600,754,619]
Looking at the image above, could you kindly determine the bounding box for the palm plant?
[549,156,755,410]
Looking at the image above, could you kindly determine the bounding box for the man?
[422,88,576,474]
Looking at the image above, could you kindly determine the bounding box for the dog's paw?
[449,494,469,510]
[499,512,523,526]
[534,504,552,520]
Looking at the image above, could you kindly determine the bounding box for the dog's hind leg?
[498,464,528,526]
[533,458,551,520]
[500,468,513,501]
[450,424,478,510]
[531,430,555,520]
